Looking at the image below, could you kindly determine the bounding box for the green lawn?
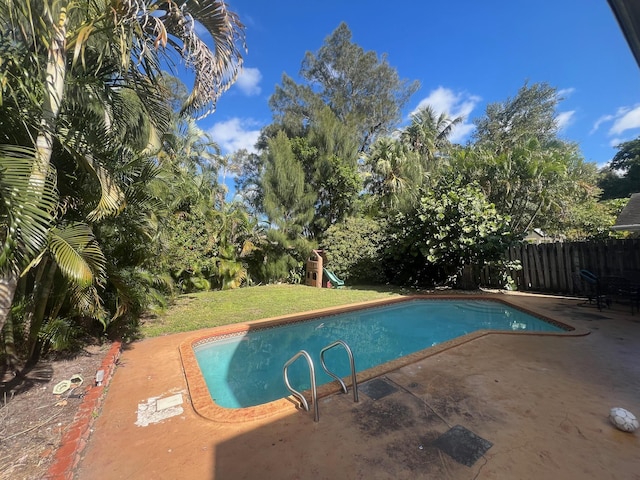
[141,284,405,337]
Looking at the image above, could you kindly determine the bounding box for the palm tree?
[450,139,570,236]
[401,105,463,169]
[159,116,227,208]
[150,128,225,293]
[0,0,245,332]
[22,222,107,362]
[365,137,421,211]
[212,204,259,290]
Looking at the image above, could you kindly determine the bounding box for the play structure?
[305,250,345,288]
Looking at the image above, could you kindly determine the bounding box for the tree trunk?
[0,268,19,348]
[0,6,68,332]
[24,256,49,349]
[33,4,67,186]
[27,259,57,363]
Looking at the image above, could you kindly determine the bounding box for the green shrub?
[321,216,387,283]
[384,179,514,288]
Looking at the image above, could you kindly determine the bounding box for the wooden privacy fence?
[476,239,640,294]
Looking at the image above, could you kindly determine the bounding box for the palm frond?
[79,155,127,222]
[68,283,107,326]
[0,145,58,272]
[133,0,246,118]
[39,317,82,352]
[48,222,106,287]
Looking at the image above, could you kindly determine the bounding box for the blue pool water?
[194,299,564,408]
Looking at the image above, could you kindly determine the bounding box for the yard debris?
[135,391,185,427]
[52,380,71,395]
[53,374,84,395]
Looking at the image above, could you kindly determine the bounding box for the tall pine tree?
[260,131,316,281]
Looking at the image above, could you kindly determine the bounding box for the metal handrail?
[283,350,319,422]
[320,340,359,403]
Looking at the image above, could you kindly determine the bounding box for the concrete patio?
[74,292,640,479]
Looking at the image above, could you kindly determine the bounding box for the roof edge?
[608,0,640,69]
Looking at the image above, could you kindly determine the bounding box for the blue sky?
[199,0,640,168]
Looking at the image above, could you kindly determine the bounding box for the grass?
[141,284,406,337]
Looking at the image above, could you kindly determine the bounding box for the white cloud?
[448,123,476,143]
[590,104,640,142]
[235,67,262,96]
[209,118,261,154]
[610,105,640,135]
[591,114,614,134]
[410,87,481,143]
[556,111,575,132]
[556,87,575,99]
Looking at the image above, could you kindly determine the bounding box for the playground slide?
[323,268,345,288]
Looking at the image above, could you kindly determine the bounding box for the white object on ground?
[135,391,185,427]
[70,374,83,387]
[95,369,105,386]
[156,393,183,411]
[53,380,71,395]
[609,407,639,433]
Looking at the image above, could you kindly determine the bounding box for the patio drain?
[434,425,492,467]
[360,378,398,400]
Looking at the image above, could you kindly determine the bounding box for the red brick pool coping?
[179,294,589,424]
[45,341,122,480]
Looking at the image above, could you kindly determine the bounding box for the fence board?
[556,243,565,291]
[548,245,556,290]
[536,246,544,289]
[564,243,574,293]
[477,239,640,294]
[520,244,530,289]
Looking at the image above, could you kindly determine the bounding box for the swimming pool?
[191,298,568,410]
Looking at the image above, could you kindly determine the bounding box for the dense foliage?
[599,137,640,200]
[321,217,387,283]
[269,22,419,153]
[384,179,513,287]
[0,0,245,365]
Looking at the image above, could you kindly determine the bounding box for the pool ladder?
[282,340,359,422]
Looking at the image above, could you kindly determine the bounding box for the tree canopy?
[473,82,560,154]
[599,137,640,200]
[458,82,601,237]
[269,22,419,153]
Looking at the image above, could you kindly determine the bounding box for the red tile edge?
[45,341,122,480]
